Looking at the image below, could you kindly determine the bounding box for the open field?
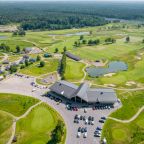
[0,93,39,117]
[111,91,144,120]
[15,103,66,144]
[19,59,59,77]
[102,110,144,144]
[65,59,85,82]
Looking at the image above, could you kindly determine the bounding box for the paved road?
[0,76,120,144]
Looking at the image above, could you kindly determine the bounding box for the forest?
[0,1,144,30]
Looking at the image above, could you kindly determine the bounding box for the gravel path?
[108,106,144,123]
[7,101,42,144]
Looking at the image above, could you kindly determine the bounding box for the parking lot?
[0,75,121,144]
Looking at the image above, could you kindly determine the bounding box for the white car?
[84,108,87,113]
[83,132,87,138]
[77,132,81,138]
[91,120,94,125]
[85,119,88,125]
[32,88,36,92]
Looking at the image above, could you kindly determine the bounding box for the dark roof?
[50,80,117,104]
[66,52,81,61]
[50,81,78,99]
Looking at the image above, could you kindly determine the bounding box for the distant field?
[0,39,33,51]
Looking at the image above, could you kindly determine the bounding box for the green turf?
[111,91,144,120]
[0,93,39,117]
[19,59,59,77]
[102,110,144,144]
[15,103,66,144]
[0,111,13,144]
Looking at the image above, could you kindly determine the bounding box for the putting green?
[112,129,127,141]
[16,104,65,144]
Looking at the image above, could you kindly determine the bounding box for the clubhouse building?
[50,81,118,105]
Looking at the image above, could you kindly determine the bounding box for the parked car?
[78,127,81,132]
[84,108,87,113]
[81,128,85,133]
[99,119,105,123]
[83,132,87,138]
[85,119,88,125]
[84,127,87,132]
[101,117,107,120]
[77,132,81,138]
[96,127,102,131]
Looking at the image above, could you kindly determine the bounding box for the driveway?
[0,75,120,144]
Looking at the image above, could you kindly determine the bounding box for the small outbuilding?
[65,52,81,61]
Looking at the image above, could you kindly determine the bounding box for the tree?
[9,65,17,74]
[55,48,59,53]
[16,45,20,53]
[142,39,144,43]
[63,46,67,52]
[59,50,66,79]
[126,36,130,42]
[80,35,84,40]
[36,55,41,61]
[74,41,78,47]
[82,39,87,44]
[25,59,29,67]
[40,61,45,67]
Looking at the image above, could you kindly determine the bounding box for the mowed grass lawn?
[19,59,59,77]
[111,91,144,120]
[0,93,39,117]
[0,111,13,144]
[15,103,66,144]
[65,59,85,82]
[0,39,33,51]
[102,111,144,144]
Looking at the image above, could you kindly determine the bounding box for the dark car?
[75,114,78,119]
[99,119,105,123]
[81,128,85,133]
[101,117,107,120]
[96,127,102,131]
[83,116,86,120]
[78,127,81,132]
[84,127,87,132]
[88,116,92,121]
[80,115,83,120]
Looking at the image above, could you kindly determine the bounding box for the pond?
[0,36,8,39]
[48,31,89,37]
[86,61,128,77]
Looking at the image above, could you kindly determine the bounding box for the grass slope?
[0,93,39,117]
[0,111,13,144]
[102,111,144,144]
[16,103,66,144]
[111,91,144,120]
